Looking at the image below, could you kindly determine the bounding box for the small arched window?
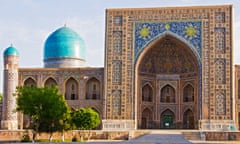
[142,84,153,102]
[24,77,37,87]
[65,77,78,100]
[161,85,175,103]
[86,78,101,100]
[183,84,194,102]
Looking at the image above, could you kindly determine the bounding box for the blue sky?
[0,0,239,68]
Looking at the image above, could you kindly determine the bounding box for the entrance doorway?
[141,108,153,129]
[161,109,175,129]
[183,109,194,129]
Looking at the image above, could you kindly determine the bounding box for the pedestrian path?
[123,133,191,144]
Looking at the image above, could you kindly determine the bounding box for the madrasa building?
[1,5,240,131]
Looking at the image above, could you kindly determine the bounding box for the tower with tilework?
[1,45,19,130]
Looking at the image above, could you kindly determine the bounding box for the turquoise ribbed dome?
[44,26,85,60]
[4,46,19,56]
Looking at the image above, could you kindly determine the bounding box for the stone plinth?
[102,120,135,130]
[1,120,18,130]
[200,120,236,131]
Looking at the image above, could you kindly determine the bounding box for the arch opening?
[65,77,79,100]
[44,77,57,87]
[86,77,101,100]
[135,34,200,129]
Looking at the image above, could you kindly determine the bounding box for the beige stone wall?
[105,5,233,130]
[17,67,104,128]
[234,65,240,130]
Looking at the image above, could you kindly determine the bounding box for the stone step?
[182,131,202,140]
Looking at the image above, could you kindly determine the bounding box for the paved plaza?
[81,132,191,144]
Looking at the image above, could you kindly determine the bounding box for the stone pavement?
[82,130,240,144]
[83,131,191,144]
[123,133,191,144]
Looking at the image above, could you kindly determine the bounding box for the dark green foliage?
[71,108,101,130]
[72,136,78,142]
[21,131,30,142]
[16,86,70,139]
[0,93,2,102]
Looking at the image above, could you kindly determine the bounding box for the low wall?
[0,130,145,142]
[205,132,240,141]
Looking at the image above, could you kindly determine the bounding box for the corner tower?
[1,45,19,130]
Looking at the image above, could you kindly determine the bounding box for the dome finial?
[64,22,67,27]
[10,43,13,47]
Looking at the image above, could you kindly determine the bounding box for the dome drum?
[44,57,86,68]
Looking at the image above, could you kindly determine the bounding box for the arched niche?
[65,77,79,100]
[24,77,37,86]
[160,85,175,103]
[183,84,194,102]
[86,77,101,100]
[44,77,57,87]
[142,83,153,102]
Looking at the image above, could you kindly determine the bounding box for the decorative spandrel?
[134,21,202,61]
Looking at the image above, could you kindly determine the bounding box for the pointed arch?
[44,77,57,87]
[183,84,194,102]
[86,77,101,100]
[160,84,175,103]
[135,32,201,66]
[65,77,79,100]
[160,109,175,129]
[141,108,153,129]
[135,32,201,129]
[142,83,153,102]
[24,77,36,86]
[183,109,195,129]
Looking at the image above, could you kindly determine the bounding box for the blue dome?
[44,26,85,60]
[4,46,19,56]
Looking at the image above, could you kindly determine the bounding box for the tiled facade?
[104,5,234,130]
[1,5,238,131]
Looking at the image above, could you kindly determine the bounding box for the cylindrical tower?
[1,45,19,130]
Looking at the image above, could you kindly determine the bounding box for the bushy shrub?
[72,136,78,142]
[21,131,30,142]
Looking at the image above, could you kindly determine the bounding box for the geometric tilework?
[215,12,225,23]
[112,60,122,84]
[113,31,122,55]
[112,90,121,115]
[215,91,226,115]
[114,16,122,26]
[134,21,202,61]
[215,58,226,84]
[215,28,225,54]
[139,38,198,74]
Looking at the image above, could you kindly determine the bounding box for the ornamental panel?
[112,90,121,115]
[215,28,225,54]
[113,31,122,55]
[215,58,226,84]
[215,90,226,115]
[134,21,202,61]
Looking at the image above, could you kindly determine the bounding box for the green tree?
[16,86,70,142]
[0,93,2,102]
[71,108,101,140]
